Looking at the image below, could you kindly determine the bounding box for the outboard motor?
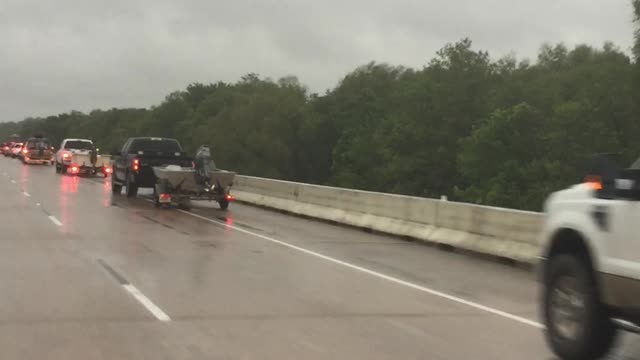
[36,140,46,158]
[89,143,98,165]
[194,145,214,192]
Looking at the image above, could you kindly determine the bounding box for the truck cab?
[540,153,640,360]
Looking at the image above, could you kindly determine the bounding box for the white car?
[539,153,640,360]
[10,143,23,158]
[55,138,112,176]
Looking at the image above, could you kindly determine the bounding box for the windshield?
[129,139,182,154]
[64,140,93,150]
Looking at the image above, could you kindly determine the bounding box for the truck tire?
[219,199,229,211]
[61,164,68,174]
[543,254,618,360]
[125,174,138,198]
[112,180,122,194]
[55,162,61,174]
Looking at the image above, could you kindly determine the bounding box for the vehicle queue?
[0,135,235,211]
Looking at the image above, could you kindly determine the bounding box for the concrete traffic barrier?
[232,175,544,264]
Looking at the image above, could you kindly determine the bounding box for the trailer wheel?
[177,198,192,210]
[219,199,229,211]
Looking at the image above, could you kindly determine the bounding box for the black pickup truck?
[112,137,192,197]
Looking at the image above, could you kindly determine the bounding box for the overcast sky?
[0,0,635,122]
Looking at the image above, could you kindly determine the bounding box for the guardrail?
[232,175,544,264]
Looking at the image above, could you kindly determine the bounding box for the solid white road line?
[178,209,544,329]
[123,284,171,322]
[10,179,16,184]
[23,191,30,197]
[48,215,63,226]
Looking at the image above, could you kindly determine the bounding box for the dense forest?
[2,2,640,211]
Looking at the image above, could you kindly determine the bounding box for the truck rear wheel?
[125,175,138,198]
[112,181,122,194]
[543,254,618,360]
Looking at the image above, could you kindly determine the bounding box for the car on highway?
[55,138,112,176]
[21,136,54,165]
[4,142,15,156]
[111,137,192,197]
[540,153,640,360]
[9,143,24,158]
[1,143,11,156]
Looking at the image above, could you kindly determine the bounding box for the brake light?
[226,194,235,201]
[104,167,112,173]
[584,175,603,190]
[71,166,79,173]
[22,149,28,154]
[62,153,70,158]
[133,158,139,171]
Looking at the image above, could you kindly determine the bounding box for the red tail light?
[62,153,70,158]
[133,158,139,171]
[226,194,235,201]
[159,193,171,200]
[22,149,28,154]
[104,167,112,173]
[584,175,603,190]
[71,166,79,173]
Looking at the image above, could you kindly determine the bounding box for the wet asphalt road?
[0,157,638,359]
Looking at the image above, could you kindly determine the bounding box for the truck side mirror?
[615,169,640,201]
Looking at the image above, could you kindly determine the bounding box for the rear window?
[129,139,182,154]
[27,140,51,150]
[64,141,93,150]
[13,143,23,148]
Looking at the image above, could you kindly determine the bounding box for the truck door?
[606,169,640,280]
[607,199,640,277]
[115,139,131,181]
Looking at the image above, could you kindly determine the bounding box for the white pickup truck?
[540,153,640,360]
[54,138,112,176]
